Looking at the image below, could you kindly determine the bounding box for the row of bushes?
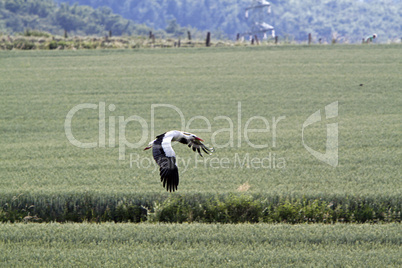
[0,193,400,224]
[0,38,144,50]
[0,38,220,50]
[2,33,375,51]
[0,31,229,50]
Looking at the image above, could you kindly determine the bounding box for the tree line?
[0,0,153,36]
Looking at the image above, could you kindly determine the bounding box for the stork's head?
[183,132,204,142]
[144,145,152,151]
[144,139,156,150]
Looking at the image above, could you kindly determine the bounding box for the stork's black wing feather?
[187,140,215,157]
[152,134,179,192]
[178,137,189,145]
[178,136,214,157]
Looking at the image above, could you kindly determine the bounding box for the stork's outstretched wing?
[152,134,179,192]
[147,131,215,192]
[178,137,215,157]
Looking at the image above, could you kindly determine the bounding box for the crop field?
[0,45,401,264]
[1,45,400,197]
[0,223,401,267]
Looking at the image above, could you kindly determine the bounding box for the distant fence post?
[64,30,68,39]
[236,33,240,41]
[206,32,211,47]
[178,38,181,47]
[308,33,312,45]
[251,37,254,45]
[319,38,322,44]
[187,31,192,41]
[254,35,259,45]
[109,30,112,38]
[275,36,278,44]
[149,31,153,39]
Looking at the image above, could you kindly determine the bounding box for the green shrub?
[0,195,34,222]
[48,40,58,49]
[215,194,262,223]
[81,42,98,49]
[114,199,147,222]
[24,30,51,38]
[13,39,35,50]
[0,193,400,224]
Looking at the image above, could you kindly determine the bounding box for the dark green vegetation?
[1,0,401,42]
[0,223,401,267]
[0,34,227,51]
[0,0,150,36]
[1,193,400,223]
[0,45,401,223]
[0,0,210,39]
[55,0,402,42]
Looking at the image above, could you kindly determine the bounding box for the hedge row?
[0,193,400,224]
[0,35,224,50]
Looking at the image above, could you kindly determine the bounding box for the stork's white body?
[144,130,214,192]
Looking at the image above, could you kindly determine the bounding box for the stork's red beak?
[195,137,204,142]
[144,146,152,150]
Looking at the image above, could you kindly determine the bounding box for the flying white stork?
[144,130,214,192]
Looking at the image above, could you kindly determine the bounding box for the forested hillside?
[1,0,401,42]
[0,0,152,36]
[53,0,401,42]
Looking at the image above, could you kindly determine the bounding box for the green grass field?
[1,45,400,198]
[0,223,400,267]
[0,45,401,265]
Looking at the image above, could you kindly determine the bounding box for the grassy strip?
[0,223,400,267]
[0,34,245,50]
[0,193,400,223]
